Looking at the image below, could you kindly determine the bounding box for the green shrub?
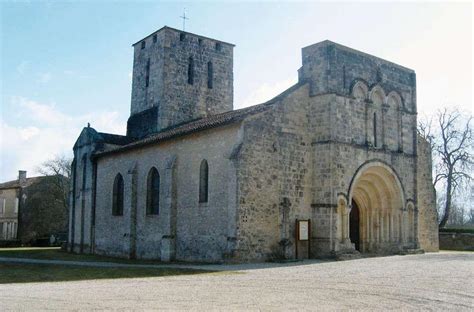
[439,228,474,234]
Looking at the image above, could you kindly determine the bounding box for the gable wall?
[235,84,314,261]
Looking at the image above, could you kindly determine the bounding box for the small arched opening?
[349,199,361,251]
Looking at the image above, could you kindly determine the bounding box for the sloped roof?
[94,102,271,158]
[98,132,135,145]
[0,176,46,190]
[93,82,302,159]
[74,127,133,150]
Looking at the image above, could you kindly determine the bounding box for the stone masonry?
[68,27,438,262]
[128,27,233,138]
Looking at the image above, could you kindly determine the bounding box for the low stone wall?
[439,232,474,251]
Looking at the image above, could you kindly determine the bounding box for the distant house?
[0,170,68,244]
[0,171,27,240]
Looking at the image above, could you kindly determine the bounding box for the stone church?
[68,26,439,262]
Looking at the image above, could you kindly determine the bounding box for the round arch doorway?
[347,162,407,253]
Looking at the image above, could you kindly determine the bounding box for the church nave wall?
[93,123,241,261]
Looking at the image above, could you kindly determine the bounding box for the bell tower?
[127,26,234,139]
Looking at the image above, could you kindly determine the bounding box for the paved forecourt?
[0,251,472,310]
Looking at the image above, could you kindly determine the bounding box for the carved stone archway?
[342,161,408,253]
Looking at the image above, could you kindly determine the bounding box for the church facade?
[68,26,439,262]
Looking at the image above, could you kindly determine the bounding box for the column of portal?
[389,212,394,243]
[379,210,383,245]
[345,206,351,244]
[367,210,371,249]
[341,205,346,243]
[376,209,380,249]
[380,211,384,243]
[402,210,407,244]
[398,212,403,243]
[371,210,376,247]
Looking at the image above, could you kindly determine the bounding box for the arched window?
[199,160,209,203]
[112,173,124,216]
[146,167,160,215]
[188,57,194,85]
[373,112,378,147]
[207,61,213,89]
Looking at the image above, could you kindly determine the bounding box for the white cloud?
[0,97,126,181]
[238,77,297,109]
[19,126,40,140]
[15,96,67,126]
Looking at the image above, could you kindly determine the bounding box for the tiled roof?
[98,133,135,146]
[94,102,271,158]
[93,82,302,159]
[0,176,46,190]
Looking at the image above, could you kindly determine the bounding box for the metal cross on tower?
[180,8,189,31]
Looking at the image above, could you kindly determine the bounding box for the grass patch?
[0,262,213,284]
[0,247,165,264]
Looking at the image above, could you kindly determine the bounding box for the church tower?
[127,26,234,138]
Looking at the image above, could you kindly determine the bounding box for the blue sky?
[1,1,472,181]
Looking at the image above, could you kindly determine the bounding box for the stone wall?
[299,40,417,114]
[439,232,474,251]
[235,84,313,261]
[129,27,234,138]
[0,188,19,240]
[93,124,241,261]
[233,40,426,259]
[416,136,439,251]
[69,128,98,254]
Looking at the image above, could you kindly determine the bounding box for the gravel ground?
[0,251,472,311]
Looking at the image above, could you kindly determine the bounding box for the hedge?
[439,228,474,234]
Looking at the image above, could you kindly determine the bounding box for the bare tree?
[418,116,435,147]
[420,109,473,228]
[37,155,72,210]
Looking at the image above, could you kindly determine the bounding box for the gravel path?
[0,251,473,310]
